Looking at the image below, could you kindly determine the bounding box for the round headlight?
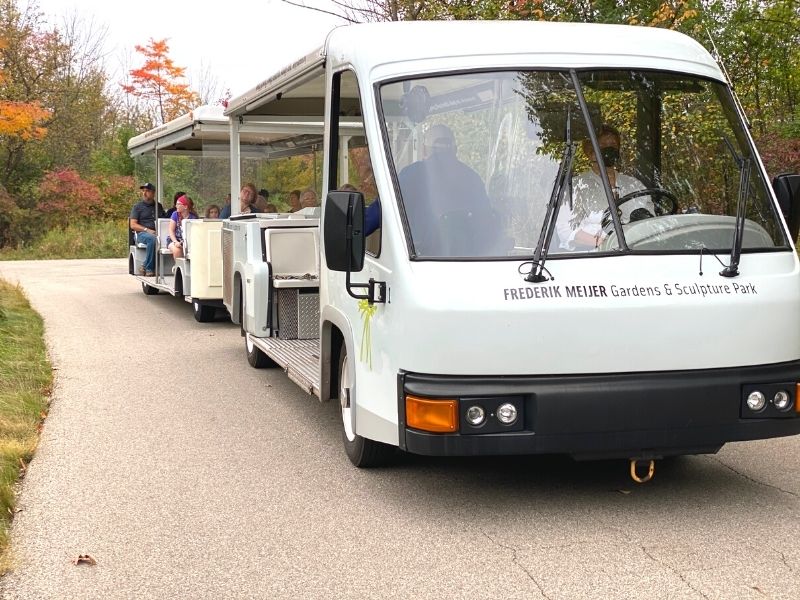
[746,390,766,412]
[466,405,485,426]
[496,402,518,425]
[773,390,792,411]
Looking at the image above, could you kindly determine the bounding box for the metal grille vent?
[222,228,233,306]
[276,290,320,340]
[298,293,319,339]
[277,289,299,339]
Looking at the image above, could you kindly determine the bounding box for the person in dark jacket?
[129,183,165,276]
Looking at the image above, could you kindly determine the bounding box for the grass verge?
[0,280,51,573]
[0,220,127,260]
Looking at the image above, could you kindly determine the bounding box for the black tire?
[142,281,159,296]
[192,299,216,323]
[245,333,277,368]
[337,346,395,467]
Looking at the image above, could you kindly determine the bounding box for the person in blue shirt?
[365,198,381,236]
[219,193,232,219]
[340,183,381,236]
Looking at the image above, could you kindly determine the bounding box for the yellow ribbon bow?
[358,299,377,369]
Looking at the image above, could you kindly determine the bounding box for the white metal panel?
[128,105,227,153]
[240,116,363,136]
[226,22,723,125]
[184,220,223,299]
[154,126,195,151]
[226,49,325,117]
[391,252,800,375]
[334,21,722,82]
[265,228,320,279]
[326,250,800,441]
[228,21,723,121]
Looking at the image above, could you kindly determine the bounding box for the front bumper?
[398,360,800,460]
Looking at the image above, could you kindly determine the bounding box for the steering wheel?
[617,187,680,217]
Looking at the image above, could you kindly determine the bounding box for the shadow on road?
[306,396,785,520]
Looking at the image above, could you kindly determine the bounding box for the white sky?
[33,0,349,99]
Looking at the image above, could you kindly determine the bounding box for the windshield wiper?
[525,108,576,282]
[720,136,751,277]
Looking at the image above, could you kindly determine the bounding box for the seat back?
[157,218,172,253]
[265,228,319,279]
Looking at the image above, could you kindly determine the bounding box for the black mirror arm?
[344,229,386,304]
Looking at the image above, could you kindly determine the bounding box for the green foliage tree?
[0,1,110,192]
[0,0,120,249]
[0,184,32,247]
[89,123,136,177]
[92,174,136,220]
[707,0,800,137]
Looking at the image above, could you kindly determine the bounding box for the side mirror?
[773,173,800,242]
[324,190,365,272]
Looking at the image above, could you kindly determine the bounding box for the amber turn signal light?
[795,383,800,413]
[405,395,458,433]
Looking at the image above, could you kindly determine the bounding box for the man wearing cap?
[129,183,165,277]
[397,123,498,256]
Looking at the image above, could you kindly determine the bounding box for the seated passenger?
[165,191,184,218]
[129,182,165,277]
[219,194,232,219]
[397,123,498,256]
[239,183,259,214]
[556,124,653,251]
[255,188,271,213]
[288,189,302,213]
[205,204,220,219]
[365,200,381,237]
[167,195,197,259]
[339,183,381,237]
[187,196,198,218]
[300,189,318,209]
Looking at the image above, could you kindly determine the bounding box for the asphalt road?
[0,258,799,599]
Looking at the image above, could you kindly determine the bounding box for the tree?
[193,60,228,107]
[36,168,102,228]
[280,0,433,21]
[0,33,50,142]
[89,123,136,177]
[0,1,110,191]
[121,38,199,126]
[506,0,701,29]
[0,97,49,140]
[707,0,800,136]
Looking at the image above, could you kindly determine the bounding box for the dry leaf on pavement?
[72,554,97,566]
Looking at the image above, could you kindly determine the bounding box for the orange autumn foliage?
[121,38,199,124]
[0,38,50,140]
[0,101,49,140]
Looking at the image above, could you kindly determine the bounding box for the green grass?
[0,281,51,573]
[0,220,128,260]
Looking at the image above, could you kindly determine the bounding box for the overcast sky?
[33,0,348,100]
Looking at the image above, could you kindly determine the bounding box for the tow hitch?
[629,459,656,483]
